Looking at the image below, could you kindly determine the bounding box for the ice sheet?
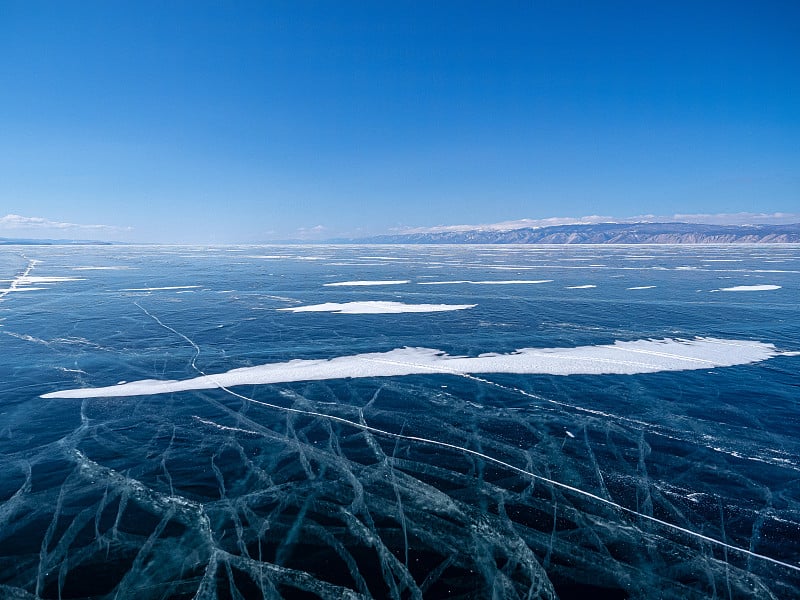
[42,337,785,399]
[8,244,800,598]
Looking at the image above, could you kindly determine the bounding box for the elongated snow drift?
[42,337,789,399]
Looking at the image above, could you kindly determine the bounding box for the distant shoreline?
[331,222,800,245]
[4,221,800,245]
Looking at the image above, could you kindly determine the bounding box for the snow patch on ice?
[278,301,476,314]
[717,285,781,292]
[72,266,132,271]
[42,337,786,399]
[358,256,407,261]
[323,280,410,287]
[418,280,553,285]
[1,261,85,299]
[121,285,202,291]
[16,276,85,284]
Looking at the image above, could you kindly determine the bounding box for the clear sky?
[1,1,798,243]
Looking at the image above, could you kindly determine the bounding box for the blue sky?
[1,1,798,243]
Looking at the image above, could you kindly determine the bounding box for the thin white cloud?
[395,212,800,234]
[0,214,130,232]
[294,224,328,239]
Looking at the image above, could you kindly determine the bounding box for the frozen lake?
[1,244,799,599]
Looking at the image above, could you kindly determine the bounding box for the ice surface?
[276,301,476,314]
[0,258,73,299]
[4,244,800,599]
[322,280,410,286]
[41,338,783,399]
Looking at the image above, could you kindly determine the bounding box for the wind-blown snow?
[418,280,553,285]
[717,285,782,292]
[42,337,785,399]
[16,276,85,284]
[0,265,84,298]
[277,301,476,314]
[323,280,410,286]
[121,285,202,291]
[72,266,132,271]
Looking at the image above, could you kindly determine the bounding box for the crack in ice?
[44,306,800,580]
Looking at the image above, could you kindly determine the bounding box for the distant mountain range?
[342,222,800,244]
[4,222,800,245]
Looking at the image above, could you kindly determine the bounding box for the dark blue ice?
[1,244,798,599]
